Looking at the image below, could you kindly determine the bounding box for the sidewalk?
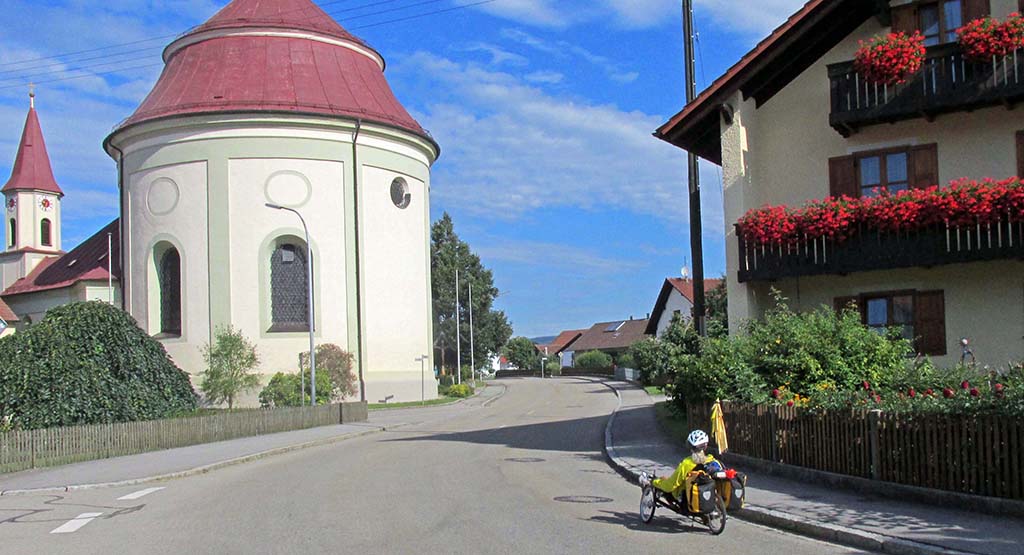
[603,380,1024,555]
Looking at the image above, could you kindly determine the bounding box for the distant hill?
[529,336,557,345]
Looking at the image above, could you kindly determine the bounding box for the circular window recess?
[390,177,411,209]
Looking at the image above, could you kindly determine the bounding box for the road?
[0,378,867,554]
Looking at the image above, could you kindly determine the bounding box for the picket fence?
[0,403,357,474]
[686,402,1024,501]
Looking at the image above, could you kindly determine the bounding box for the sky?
[0,0,806,337]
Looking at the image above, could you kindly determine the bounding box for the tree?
[300,344,358,401]
[431,213,513,375]
[503,336,540,370]
[706,278,729,338]
[200,326,262,409]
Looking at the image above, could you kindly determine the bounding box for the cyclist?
[645,429,720,503]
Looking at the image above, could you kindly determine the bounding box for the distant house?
[534,329,585,363]
[646,278,723,337]
[0,298,17,338]
[565,319,650,365]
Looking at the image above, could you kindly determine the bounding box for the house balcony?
[829,44,1024,136]
[737,217,1024,283]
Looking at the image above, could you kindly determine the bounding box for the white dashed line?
[117,487,165,500]
[50,512,103,534]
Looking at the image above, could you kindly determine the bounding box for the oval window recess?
[390,177,411,209]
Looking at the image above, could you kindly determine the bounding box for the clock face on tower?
[5,198,14,212]
[38,197,53,212]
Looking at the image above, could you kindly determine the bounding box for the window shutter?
[829,155,858,198]
[963,0,991,22]
[914,290,946,356]
[891,4,918,34]
[909,143,939,189]
[1017,131,1024,177]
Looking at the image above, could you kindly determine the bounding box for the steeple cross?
[28,83,35,108]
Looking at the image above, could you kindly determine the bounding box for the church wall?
[3,287,75,325]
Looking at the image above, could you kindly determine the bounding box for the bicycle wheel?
[703,494,726,535]
[640,486,656,523]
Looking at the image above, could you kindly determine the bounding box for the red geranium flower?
[943,388,955,398]
[855,32,926,86]
[962,380,971,390]
[970,388,981,397]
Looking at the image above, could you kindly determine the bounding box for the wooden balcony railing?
[829,43,1024,136]
[737,217,1024,283]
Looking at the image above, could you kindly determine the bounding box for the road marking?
[117,487,165,500]
[50,512,103,534]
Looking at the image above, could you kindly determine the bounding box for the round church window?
[390,177,411,209]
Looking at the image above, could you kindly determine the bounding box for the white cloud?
[456,43,530,67]
[396,52,724,237]
[695,0,806,36]
[476,238,644,276]
[458,0,572,28]
[524,70,564,84]
[500,28,639,85]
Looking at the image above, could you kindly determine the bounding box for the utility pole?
[683,0,707,336]
[469,282,476,385]
[455,268,462,385]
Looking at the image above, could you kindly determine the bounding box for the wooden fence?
[686,402,1024,501]
[0,403,357,474]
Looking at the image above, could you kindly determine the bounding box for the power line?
[351,0,497,29]
[0,62,165,92]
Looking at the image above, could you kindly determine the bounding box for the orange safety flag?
[710,399,729,455]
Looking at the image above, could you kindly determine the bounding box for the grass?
[654,401,690,447]
[368,397,460,410]
[644,386,665,396]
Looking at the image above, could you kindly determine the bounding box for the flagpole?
[455,268,461,385]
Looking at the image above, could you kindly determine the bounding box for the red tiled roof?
[646,278,724,335]
[2,220,120,297]
[2,104,63,195]
[0,297,18,322]
[535,329,585,356]
[567,320,650,353]
[110,0,430,146]
[668,277,723,303]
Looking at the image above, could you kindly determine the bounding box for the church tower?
[1,92,63,290]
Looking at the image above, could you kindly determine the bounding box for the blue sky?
[0,0,805,337]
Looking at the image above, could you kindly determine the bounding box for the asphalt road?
[0,378,867,554]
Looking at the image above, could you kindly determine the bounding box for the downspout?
[352,119,366,402]
[108,141,127,312]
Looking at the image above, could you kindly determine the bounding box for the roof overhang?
[654,0,882,165]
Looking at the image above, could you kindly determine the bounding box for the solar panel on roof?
[605,321,625,332]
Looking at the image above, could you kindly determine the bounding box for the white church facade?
[2,0,440,405]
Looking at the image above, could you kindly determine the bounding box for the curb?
[0,426,386,496]
[597,380,978,555]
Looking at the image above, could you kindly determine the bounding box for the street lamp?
[265,203,316,407]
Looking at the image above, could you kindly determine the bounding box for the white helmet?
[687,430,709,451]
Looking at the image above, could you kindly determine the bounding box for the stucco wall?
[656,289,693,337]
[718,1,1024,366]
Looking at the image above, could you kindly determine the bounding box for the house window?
[835,290,946,356]
[270,242,310,332]
[158,247,182,336]
[919,0,963,46]
[8,219,14,247]
[857,150,909,197]
[40,219,51,247]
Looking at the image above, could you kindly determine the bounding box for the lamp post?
[265,203,316,406]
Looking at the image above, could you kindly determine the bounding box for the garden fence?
[686,402,1024,501]
[0,403,362,474]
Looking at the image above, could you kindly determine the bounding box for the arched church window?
[40,219,52,247]
[8,219,15,247]
[158,247,181,336]
[270,242,309,332]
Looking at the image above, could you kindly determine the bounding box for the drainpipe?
[108,141,127,312]
[352,120,366,402]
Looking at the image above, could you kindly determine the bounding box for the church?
[1,0,440,405]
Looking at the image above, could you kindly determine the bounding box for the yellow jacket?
[652,454,717,499]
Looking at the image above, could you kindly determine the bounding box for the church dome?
[110,0,428,141]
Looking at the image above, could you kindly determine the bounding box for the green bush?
[545,359,561,375]
[444,384,474,398]
[576,350,613,369]
[616,353,636,369]
[629,338,674,385]
[300,344,357,401]
[200,326,262,409]
[258,370,333,408]
[0,301,197,430]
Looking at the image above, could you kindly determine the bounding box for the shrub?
[258,370,332,408]
[576,350,613,369]
[545,359,561,375]
[0,301,197,430]
[629,338,674,385]
[300,344,357,401]
[445,384,474,398]
[200,326,262,409]
[616,353,636,369]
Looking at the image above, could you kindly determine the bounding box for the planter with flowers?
[957,12,1024,63]
[854,31,926,85]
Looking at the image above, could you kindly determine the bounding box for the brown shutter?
[909,143,939,189]
[963,0,991,22]
[891,4,918,34]
[829,155,859,198]
[1017,131,1024,177]
[914,290,946,356]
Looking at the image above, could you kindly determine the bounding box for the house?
[534,329,585,364]
[565,319,650,365]
[1,95,122,330]
[656,0,1024,367]
[0,298,17,338]
[646,278,723,337]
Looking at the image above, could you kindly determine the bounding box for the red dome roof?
[110,0,429,142]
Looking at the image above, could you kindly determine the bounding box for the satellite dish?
[681,266,690,280]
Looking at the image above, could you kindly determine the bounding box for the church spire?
[2,91,63,196]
